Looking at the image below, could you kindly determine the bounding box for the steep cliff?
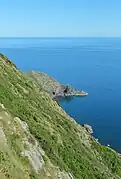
[0,54,121,179]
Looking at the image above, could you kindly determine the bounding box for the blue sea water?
[0,37,121,152]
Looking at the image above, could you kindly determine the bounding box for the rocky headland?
[27,70,88,99]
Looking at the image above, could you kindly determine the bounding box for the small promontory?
[27,70,88,99]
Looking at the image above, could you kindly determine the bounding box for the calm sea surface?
[0,37,121,152]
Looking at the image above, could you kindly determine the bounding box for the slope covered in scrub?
[0,53,121,179]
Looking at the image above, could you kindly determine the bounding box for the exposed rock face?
[54,85,73,97]
[27,71,88,98]
[27,70,61,97]
[0,103,5,110]
[0,104,73,179]
[14,117,29,130]
[82,124,93,134]
[0,127,7,146]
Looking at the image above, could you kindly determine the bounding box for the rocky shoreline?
[27,71,88,99]
[52,84,88,99]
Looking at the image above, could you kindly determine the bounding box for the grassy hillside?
[0,53,121,179]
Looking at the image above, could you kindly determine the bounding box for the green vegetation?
[27,70,60,97]
[0,54,121,178]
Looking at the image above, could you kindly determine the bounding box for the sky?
[0,0,121,37]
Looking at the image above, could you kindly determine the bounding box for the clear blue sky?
[1,0,121,37]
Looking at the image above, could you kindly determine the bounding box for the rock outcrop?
[27,71,88,99]
[0,103,74,179]
[83,124,93,134]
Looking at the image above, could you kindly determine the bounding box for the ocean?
[0,37,121,152]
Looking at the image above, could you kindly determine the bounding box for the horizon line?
[1,36,121,38]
